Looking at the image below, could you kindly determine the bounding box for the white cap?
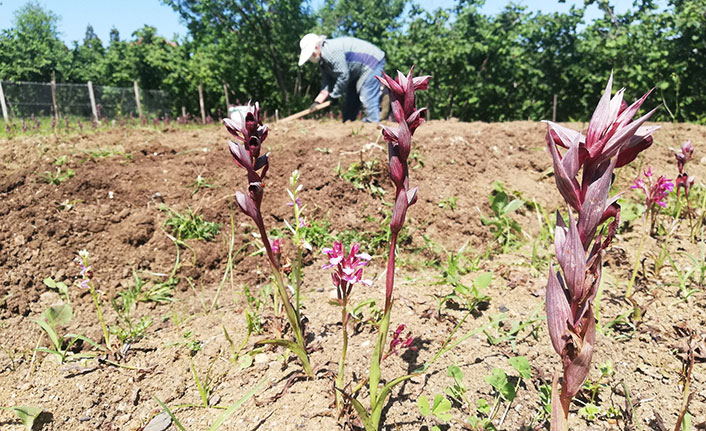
[298,33,321,66]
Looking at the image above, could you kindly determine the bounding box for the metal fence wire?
[1,81,170,119]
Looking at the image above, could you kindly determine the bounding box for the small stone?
[132,388,141,405]
[143,412,172,431]
[209,394,221,406]
[254,353,269,364]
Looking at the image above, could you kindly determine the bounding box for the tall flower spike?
[225,101,312,376]
[544,74,657,430]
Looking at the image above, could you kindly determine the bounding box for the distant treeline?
[1,0,704,122]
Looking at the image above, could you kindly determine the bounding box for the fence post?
[51,71,59,120]
[198,83,206,124]
[552,94,557,122]
[223,83,230,111]
[0,81,8,123]
[133,81,143,118]
[87,81,98,123]
[181,106,186,118]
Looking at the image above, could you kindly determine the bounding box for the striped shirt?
[319,37,385,99]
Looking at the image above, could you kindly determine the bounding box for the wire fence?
[0,81,171,120]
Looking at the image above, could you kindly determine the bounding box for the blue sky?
[0,0,641,45]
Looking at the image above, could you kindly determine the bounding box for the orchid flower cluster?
[225,103,312,376]
[675,140,695,199]
[631,167,674,234]
[322,241,373,302]
[544,74,658,430]
[631,167,674,209]
[74,250,112,351]
[322,240,371,411]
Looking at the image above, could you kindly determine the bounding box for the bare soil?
[0,119,704,431]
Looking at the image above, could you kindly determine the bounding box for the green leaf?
[473,272,493,289]
[509,356,531,379]
[34,319,60,352]
[447,364,464,381]
[43,304,72,327]
[43,277,56,288]
[503,199,525,215]
[477,398,490,415]
[578,402,600,421]
[66,334,105,351]
[209,379,266,430]
[11,406,42,431]
[417,395,431,417]
[432,395,453,421]
[347,396,373,431]
[255,338,312,376]
[237,354,253,369]
[484,368,515,401]
[153,397,186,431]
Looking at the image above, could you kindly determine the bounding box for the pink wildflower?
[631,167,674,208]
[323,241,372,300]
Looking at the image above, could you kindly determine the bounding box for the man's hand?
[309,101,319,110]
[314,90,329,104]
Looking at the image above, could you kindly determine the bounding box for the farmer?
[298,33,386,122]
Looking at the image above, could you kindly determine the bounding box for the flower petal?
[546,263,571,356]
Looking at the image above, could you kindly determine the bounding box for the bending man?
[298,33,386,122]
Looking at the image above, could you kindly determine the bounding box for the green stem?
[369,308,391,407]
[91,289,111,351]
[626,230,646,299]
[270,265,306,352]
[294,246,303,313]
[336,299,348,412]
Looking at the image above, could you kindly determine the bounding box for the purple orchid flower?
[323,241,372,300]
[631,167,674,209]
[675,140,694,173]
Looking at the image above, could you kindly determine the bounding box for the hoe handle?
[278,100,331,122]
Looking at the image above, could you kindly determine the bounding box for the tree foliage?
[0,0,705,122]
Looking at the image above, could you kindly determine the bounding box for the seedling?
[33,304,102,363]
[483,303,543,351]
[56,199,81,211]
[438,196,458,210]
[480,181,525,251]
[80,147,132,162]
[110,280,154,346]
[445,364,471,409]
[435,249,492,313]
[43,277,70,303]
[667,254,698,300]
[468,356,530,429]
[336,159,386,198]
[38,167,74,185]
[190,356,219,408]
[189,175,218,196]
[417,394,453,430]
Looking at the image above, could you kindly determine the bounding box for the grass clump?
[161,205,220,241]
